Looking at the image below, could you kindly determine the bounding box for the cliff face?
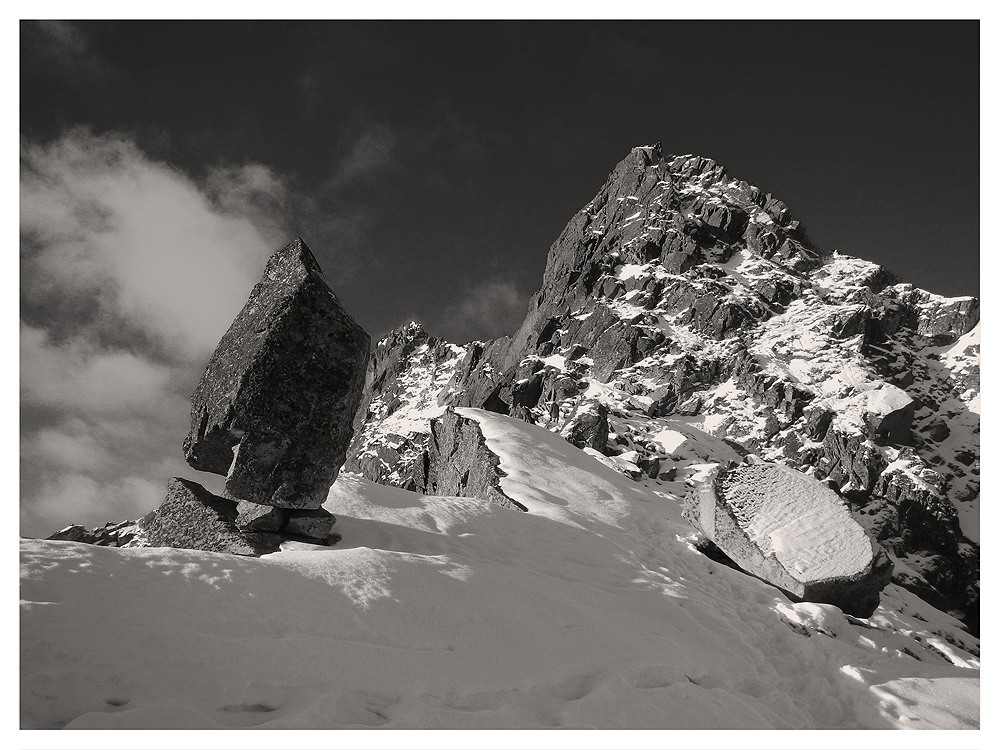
[347,145,979,633]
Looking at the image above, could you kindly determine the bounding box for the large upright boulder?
[183,238,370,510]
[684,461,892,617]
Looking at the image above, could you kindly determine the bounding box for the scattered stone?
[560,400,610,452]
[927,421,951,442]
[863,385,915,444]
[675,394,702,416]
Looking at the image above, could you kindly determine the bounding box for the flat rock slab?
[683,461,892,617]
[142,478,280,556]
[183,238,370,510]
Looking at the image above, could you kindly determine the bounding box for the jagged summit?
[346,145,980,633]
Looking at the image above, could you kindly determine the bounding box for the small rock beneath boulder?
[183,238,370,510]
[285,508,337,541]
[236,500,287,532]
[142,478,280,556]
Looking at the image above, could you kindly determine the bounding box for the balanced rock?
[683,461,892,617]
[141,478,280,556]
[183,238,370,510]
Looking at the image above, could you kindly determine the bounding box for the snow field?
[21,411,979,732]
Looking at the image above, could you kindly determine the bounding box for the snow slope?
[20,411,978,735]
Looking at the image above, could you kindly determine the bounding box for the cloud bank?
[20,129,293,537]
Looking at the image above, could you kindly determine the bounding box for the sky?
[19,19,980,537]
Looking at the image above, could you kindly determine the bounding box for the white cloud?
[21,129,288,363]
[19,129,296,537]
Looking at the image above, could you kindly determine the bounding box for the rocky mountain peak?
[344,145,980,634]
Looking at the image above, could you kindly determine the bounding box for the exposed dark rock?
[236,500,286,532]
[862,386,916,445]
[421,408,525,511]
[561,401,610,452]
[141,478,280,556]
[183,238,370,510]
[285,508,337,541]
[344,321,466,487]
[675,394,702,416]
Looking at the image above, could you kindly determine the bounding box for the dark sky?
[19,20,980,537]
[22,20,980,344]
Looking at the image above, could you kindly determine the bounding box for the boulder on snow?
[863,385,915,445]
[683,461,892,616]
[420,408,525,511]
[141,478,280,556]
[183,238,370,510]
[560,400,610,452]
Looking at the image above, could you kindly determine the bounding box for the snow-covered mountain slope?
[20,411,979,730]
[347,145,979,634]
[344,322,466,488]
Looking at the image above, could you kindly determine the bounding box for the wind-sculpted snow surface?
[21,411,978,729]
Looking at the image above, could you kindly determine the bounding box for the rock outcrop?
[416,408,525,511]
[46,520,144,548]
[683,462,892,616]
[344,322,466,487]
[184,237,370,511]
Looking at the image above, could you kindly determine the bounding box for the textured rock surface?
[183,238,370,510]
[306,146,979,632]
[344,322,465,488]
[236,500,286,532]
[284,508,338,541]
[683,462,892,616]
[141,478,280,556]
[418,408,525,511]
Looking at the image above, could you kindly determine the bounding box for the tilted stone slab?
[419,408,526,511]
[683,461,892,617]
[141,478,280,556]
[183,238,370,509]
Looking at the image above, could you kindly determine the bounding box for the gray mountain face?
[347,145,979,634]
